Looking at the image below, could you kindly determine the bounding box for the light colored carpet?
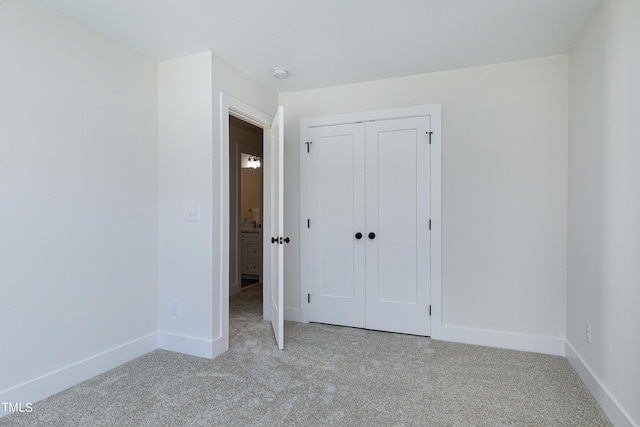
[1,285,611,426]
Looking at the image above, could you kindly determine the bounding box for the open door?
[269,106,284,349]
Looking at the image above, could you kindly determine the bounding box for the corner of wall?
[565,341,636,427]
[157,331,223,359]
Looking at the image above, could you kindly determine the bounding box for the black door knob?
[355,232,363,240]
[271,237,278,244]
[284,237,290,243]
[368,232,376,240]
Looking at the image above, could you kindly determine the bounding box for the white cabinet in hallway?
[240,230,262,278]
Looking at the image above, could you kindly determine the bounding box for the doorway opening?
[219,93,283,356]
[229,116,265,335]
[229,117,264,294]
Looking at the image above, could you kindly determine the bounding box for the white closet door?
[365,117,431,336]
[308,123,366,327]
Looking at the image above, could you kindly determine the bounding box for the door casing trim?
[299,104,442,340]
[220,93,274,357]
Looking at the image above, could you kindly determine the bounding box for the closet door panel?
[365,117,431,336]
[378,128,418,303]
[308,123,366,328]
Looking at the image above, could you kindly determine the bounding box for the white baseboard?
[211,334,228,358]
[0,333,157,419]
[441,325,565,356]
[157,331,216,359]
[565,341,636,427]
[284,306,301,322]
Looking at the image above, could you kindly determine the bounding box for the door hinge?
[429,305,432,316]
[307,218,310,228]
[308,293,311,303]
[429,219,431,230]
[426,131,433,144]
[305,141,312,153]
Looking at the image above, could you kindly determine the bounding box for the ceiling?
[37,0,602,92]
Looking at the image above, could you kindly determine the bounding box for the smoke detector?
[272,67,289,79]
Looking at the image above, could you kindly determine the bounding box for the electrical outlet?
[187,206,200,222]
[171,299,181,316]
[585,321,591,344]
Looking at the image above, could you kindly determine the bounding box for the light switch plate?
[171,299,180,316]
[187,206,200,222]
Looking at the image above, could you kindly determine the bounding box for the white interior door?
[269,106,284,349]
[365,117,431,336]
[306,116,431,336]
[307,123,366,327]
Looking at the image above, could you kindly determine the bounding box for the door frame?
[220,93,274,353]
[299,104,442,340]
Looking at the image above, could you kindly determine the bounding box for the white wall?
[157,52,277,358]
[157,52,215,357]
[567,0,640,425]
[0,0,158,409]
[280,55,569,354]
